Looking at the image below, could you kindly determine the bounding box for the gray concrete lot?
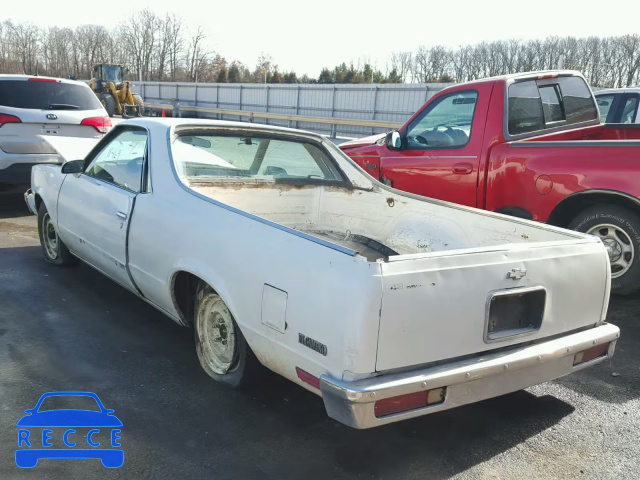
[0,193,638,480]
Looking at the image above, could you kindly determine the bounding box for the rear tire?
[99,93,116,117]
[37,203,78,267]
[132,94,145,116]
[193,283,262,388]
[568,204,640,296]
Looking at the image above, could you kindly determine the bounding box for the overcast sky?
[4,0,640,76]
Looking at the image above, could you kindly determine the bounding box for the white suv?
[595,88,640,124]
[0,75,111,186]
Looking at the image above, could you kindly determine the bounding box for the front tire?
[99,93,116,117]
[569,205,640,295]
[37,203,78,267]
[194,284,261,388]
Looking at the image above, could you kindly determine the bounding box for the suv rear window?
[507,76,598,136]
[0,80,103,110]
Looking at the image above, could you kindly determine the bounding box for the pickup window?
[405,90,478,149]
[172,134,344,184]
[508,76,598,136]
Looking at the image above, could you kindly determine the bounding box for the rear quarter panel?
[485,141,640,221]
[31,164,65,223]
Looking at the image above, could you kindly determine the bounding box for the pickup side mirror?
[385,130,402,150]
[61,160,84,174]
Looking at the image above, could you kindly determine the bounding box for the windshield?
[103,65,123,84]
[38,395,101,412]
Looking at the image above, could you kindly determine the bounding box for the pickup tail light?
[0,114,22,128]
[375,387,446,418]
[295,367,320,389]
[82,116,112,134]
[573,342,610,366]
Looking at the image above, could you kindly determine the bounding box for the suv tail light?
[28,77,58,83]
[81,116,112,134]
[0,114,22,128]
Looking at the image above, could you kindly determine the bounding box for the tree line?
[1,10,639,87]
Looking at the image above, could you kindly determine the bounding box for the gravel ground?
[0,193,637,480]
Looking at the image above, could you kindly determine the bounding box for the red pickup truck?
[340,71,640,295]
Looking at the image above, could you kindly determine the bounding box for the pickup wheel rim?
[587,223,634,279]
[42,213,59,260]
[196,294,237,375]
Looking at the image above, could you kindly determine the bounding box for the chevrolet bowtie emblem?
[507,268,527,280]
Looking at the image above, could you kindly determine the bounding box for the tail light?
[0,114,21,128]
[295,367,320,389]
[374,387,446,418]
[28,77,58,83]
[573,342,610,366]
[81,116,112,134]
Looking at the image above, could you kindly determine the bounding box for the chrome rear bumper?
[320,323,620,429]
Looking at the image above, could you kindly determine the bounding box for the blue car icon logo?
[16,391,123,468]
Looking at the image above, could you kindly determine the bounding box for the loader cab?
[92,64,125,91]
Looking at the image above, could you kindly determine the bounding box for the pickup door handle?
[116,211,128,220]
[452,162,473,174]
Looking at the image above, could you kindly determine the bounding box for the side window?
[508,77,598,136]
[85,129,147,192]
[620,96,639,124]
[596,95,615,122]
[539,85,564,124]
[557,76,598,124]
[508,81,544,135]
[405,91,478,149]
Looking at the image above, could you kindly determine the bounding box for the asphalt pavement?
[0,193,638,480]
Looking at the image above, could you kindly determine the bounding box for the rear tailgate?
[376,238,610,371]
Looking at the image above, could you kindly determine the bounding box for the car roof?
[595,87,640,95]
[0,74,89,87]
[120,117,326,140]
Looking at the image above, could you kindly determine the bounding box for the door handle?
[452,163,473,174]
[365,162,377,170]
[116,211,128,220]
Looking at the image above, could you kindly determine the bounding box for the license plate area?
[485,286,545,343]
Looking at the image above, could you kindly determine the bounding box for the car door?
[57,127,148,291]
[380,84,492,207]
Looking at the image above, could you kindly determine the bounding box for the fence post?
[295,85,300,129]
[194,83,198,115]
[265,84,269,127]
[330,85,337,138]
[239,85,243,122]
[175,83,179,102]
[371,85,378,136]
[216,84,220,120]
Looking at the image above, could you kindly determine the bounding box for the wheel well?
[34,193,43,211]
[547,191,640,227]
[171,271,217,328]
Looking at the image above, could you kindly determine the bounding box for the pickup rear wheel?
[568,205,640,295]
[194,284,261,388]
[37,203,78,267]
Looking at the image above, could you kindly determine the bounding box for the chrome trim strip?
[164,126,358,257]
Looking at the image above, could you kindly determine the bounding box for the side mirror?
[61,159,84,174]
[24,409,34,414]
[385,130,402,150]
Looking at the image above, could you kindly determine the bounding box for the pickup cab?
[340,71,640,295]
[25,119,618,428]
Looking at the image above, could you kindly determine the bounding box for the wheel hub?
[587,223,634,279]
[196,296,236,375]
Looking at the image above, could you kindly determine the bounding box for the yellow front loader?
[89,64,144,118]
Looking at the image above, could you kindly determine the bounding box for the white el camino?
[25,118,619,429]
